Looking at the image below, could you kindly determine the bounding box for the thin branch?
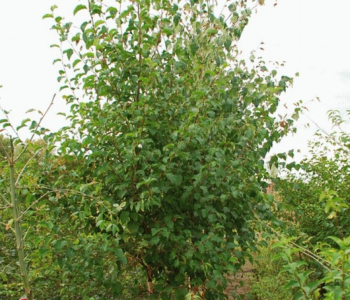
[136,1,143,104]
[289,241,332,272]
[251,209,333,272]
[306,115,330,137]
[18,191,52,221]
[306,114,350,155]
[15,93,56,163]
[15,149,41,186]
[0,221,15,234]
[0,107,24,144]
[23,226,31,241]
[40,186,118,217]
[0,139,10,159]
[0,193,11,206]
[219,0,229,16]
[0,261,16,273]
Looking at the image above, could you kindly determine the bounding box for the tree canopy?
[46,0,299,298]
[1,1,303,299]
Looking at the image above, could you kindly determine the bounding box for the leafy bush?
[273,235,350,300]
[251,241,294,300]
[44,0,300,297]
[271,110,350,300]
[1,0,303,298]
[275,110,350,243]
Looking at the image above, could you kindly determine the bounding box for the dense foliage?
[1,0,322,299]
[275,112,350,242]
[43,0,300,298]
[258,110,350,300]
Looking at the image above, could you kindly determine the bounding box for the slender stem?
[15,149,41,186]
[0,221,15,233]
[15,93,56,163]
[0,137,10,159]
[9,138,34,300]
[342,254,345,299]
[285,254,310,300]
[251,209,333,272]
[0,107,24,144]
[18,191,51,221]
[136,1,143,104]
[0,193,11,206]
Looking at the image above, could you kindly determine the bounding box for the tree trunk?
[9,139,33,300]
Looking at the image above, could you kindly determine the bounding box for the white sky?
[0,0,350,159]
[237,0,350,158]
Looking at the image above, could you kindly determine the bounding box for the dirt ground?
[226,262,255,299]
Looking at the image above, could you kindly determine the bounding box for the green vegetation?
[1,0,349,299]
[251,110,350,300]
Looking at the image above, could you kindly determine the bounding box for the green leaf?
[53,58,61,65]
[106,6,117,17]
[305,281,321,295]
[94,20,105,28]
[83,52,95,58]
[29,120,38,130]
[42,14,54,19]
[206,28,218,36]
[114,281,123,295]
[120,211,129,224]
[151,228,160,236]
[292,291,305,300]
[116,249,127,264]
[16,118,30,130]
[63,49,73,60]
[54,239,66,251]
[73,4,87,15]
[174,13,181,26]
[224,38,232,51]
[228,3,237,12]
[96,220,105,228]
[151,236,160,245]
[166,173,183,186]
[127,221,139,234]
[72,59,81,68]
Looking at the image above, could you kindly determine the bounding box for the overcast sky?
[238,0,350,157]
[0,0,349,159]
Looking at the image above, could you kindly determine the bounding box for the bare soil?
[226,262,255,299]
